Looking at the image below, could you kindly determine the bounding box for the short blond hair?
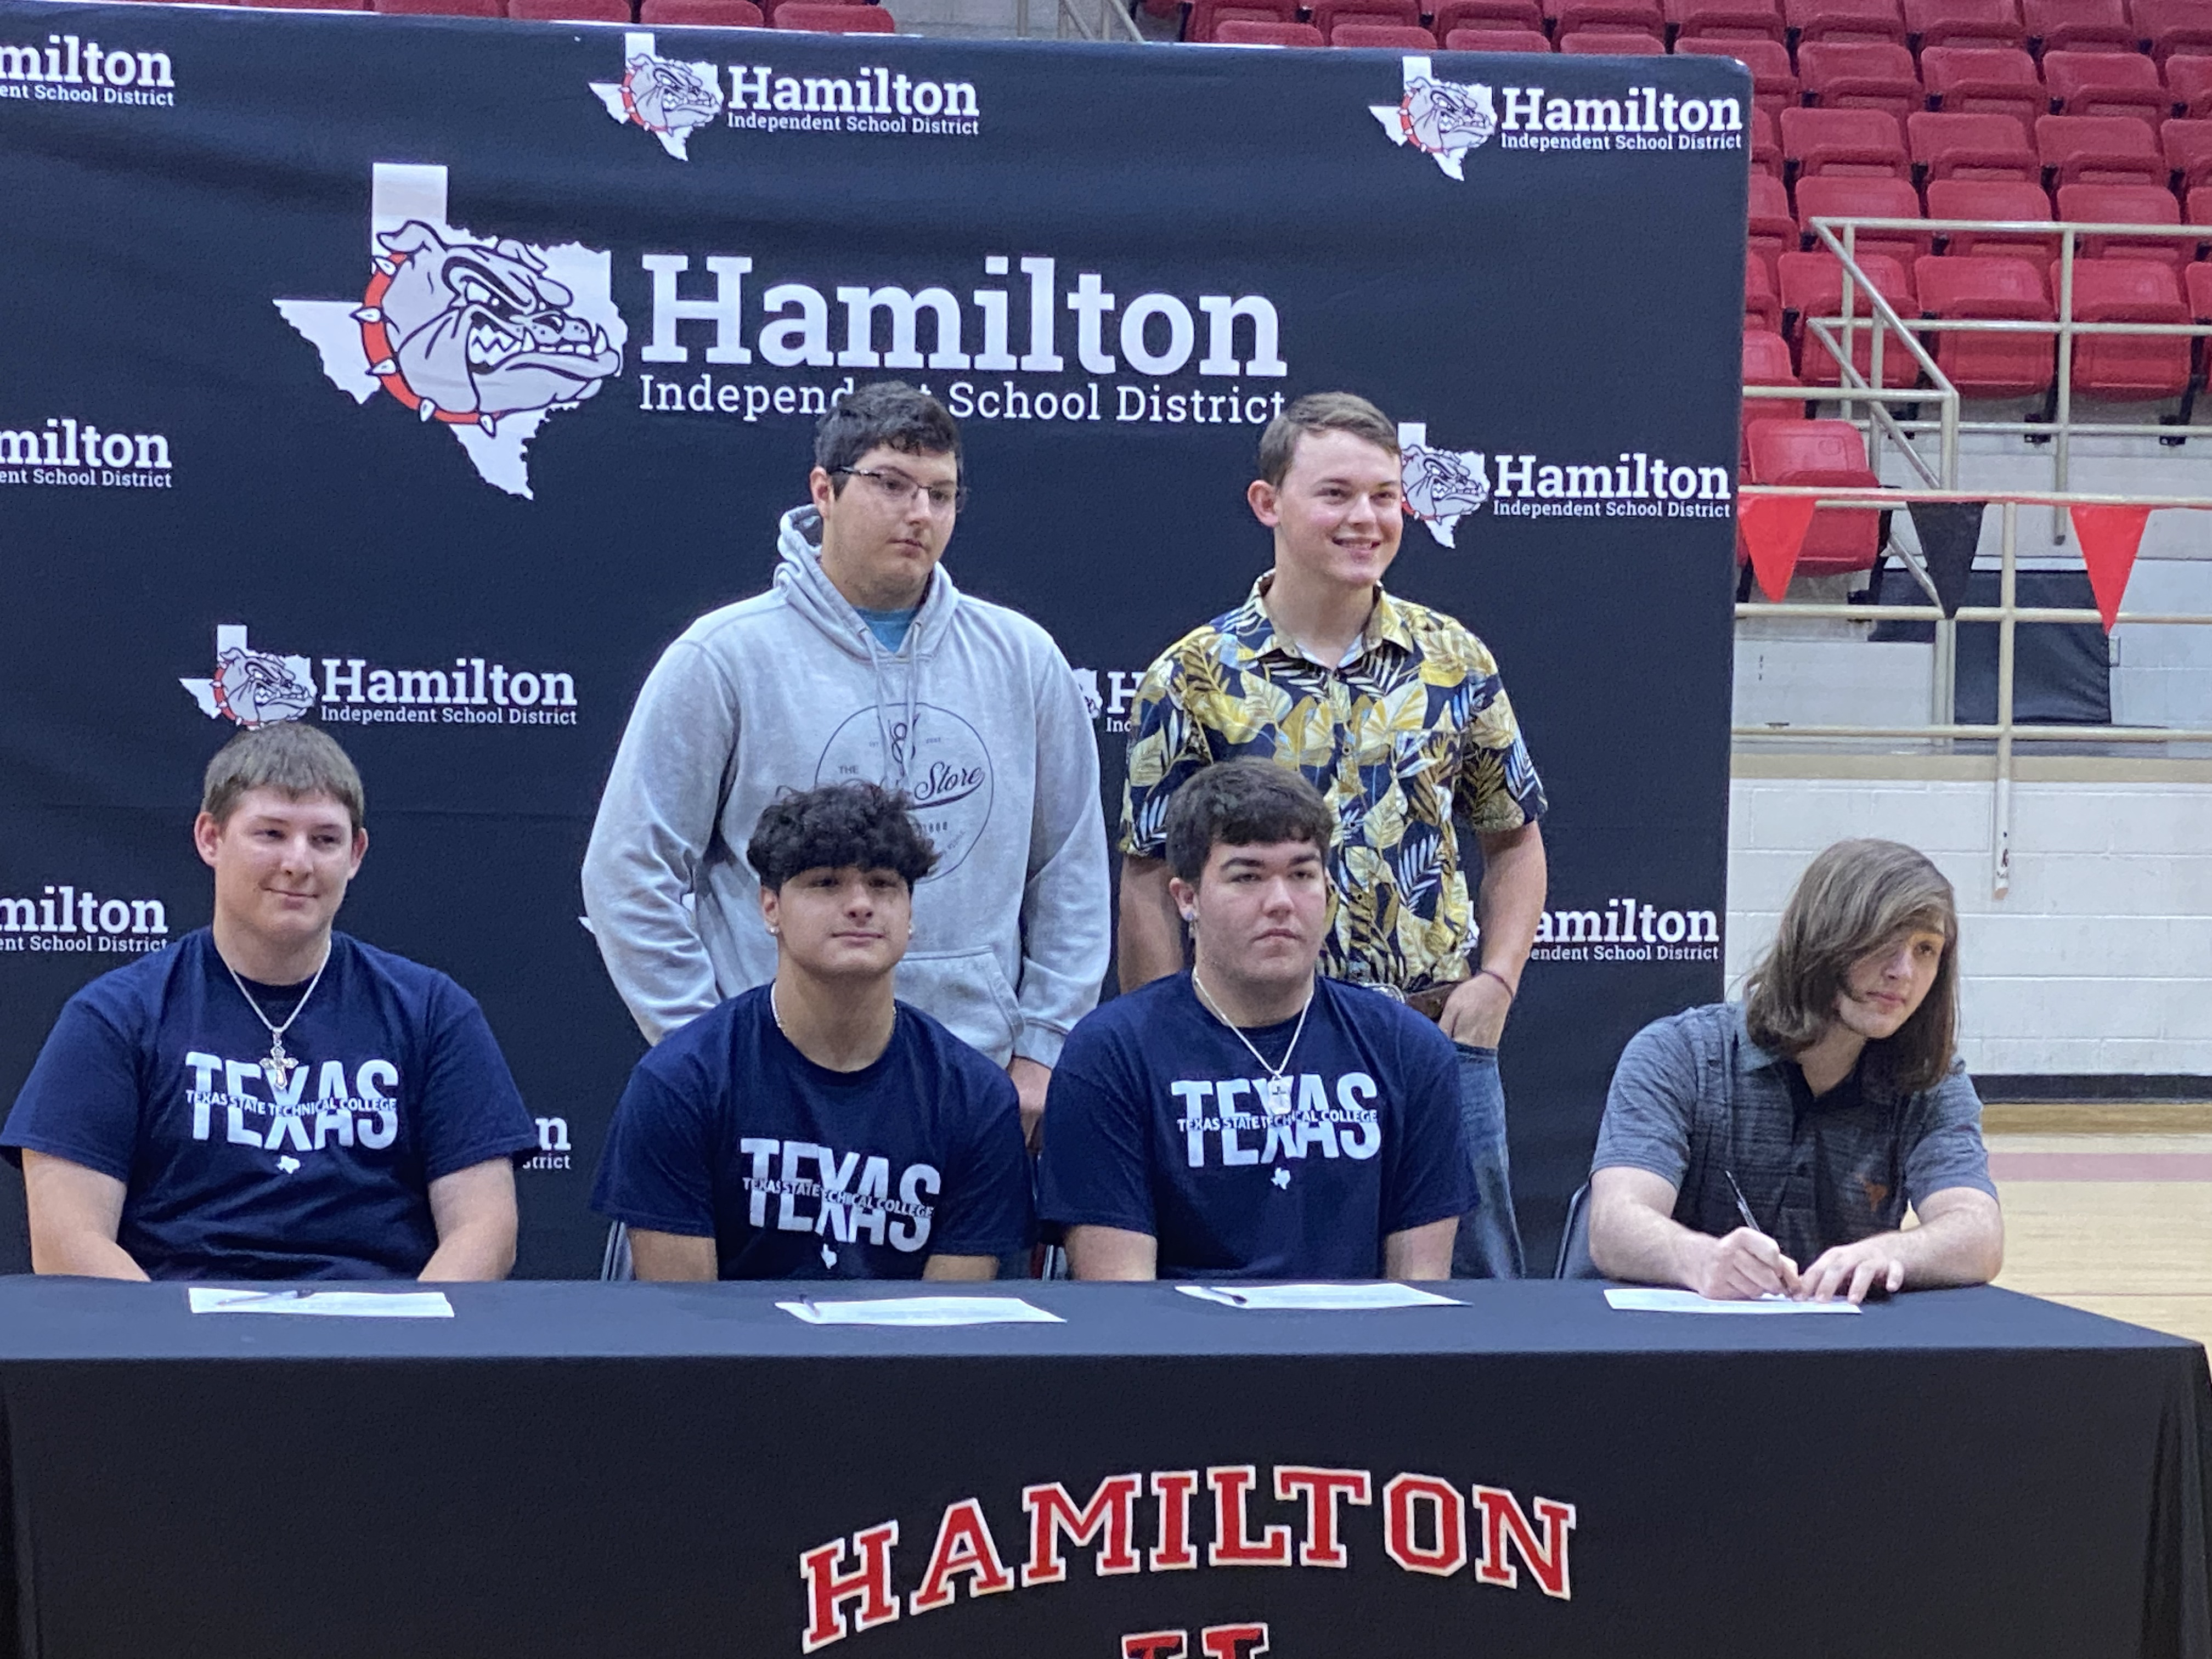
[1256,392,1400,487]
[1745,839,1960,1090]
[201,725,365,833]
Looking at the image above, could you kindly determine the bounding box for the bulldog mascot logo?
[180,625,317,729]
[276,163,627,498]
[1398,422,1489,548]
[590,34,725,160]
[1370,55,1497,180]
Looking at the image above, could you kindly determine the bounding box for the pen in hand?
[1723,1169,1798,1296]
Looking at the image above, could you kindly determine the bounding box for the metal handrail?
[1793,217,2212,537]
[1731,486,2212,895]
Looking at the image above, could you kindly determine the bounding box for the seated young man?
[1038,760,1470,1281]
[1589,837,2005,1304]
[2,725,539,1281]
[590,782,1034,1280]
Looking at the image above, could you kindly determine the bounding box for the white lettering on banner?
[180,624,583,733]
[1531,898,1722,963]
[1371,55,1743,177]
[0,416,174,489]
[1171,1074,1382,1170]
[0,33,176,107]
[183,1051,405,1155]
[738,1137,939,1253]
[636,253,1286,381]
[0,885,169,961]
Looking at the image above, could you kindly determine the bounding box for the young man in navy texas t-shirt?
[2,724,540,1280]
[591,782,1034,1280]
[1039,760,1471,1280]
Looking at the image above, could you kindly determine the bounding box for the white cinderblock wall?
[1727,775,2212,1076]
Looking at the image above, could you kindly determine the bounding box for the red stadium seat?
[1748,250,1786,328]
[1752,103,1784,171]
[1333,19,1438,40]
[639,0,764,20]
[1559,26,1667,44]
[2024,0,2137,52]
[1309,0,1417,30]
[1443,24,1553,43]
[1903,0,2025,50]
[1909,110,2041,179]
[1678,38,1800,114]
[1188,0,1296,41]
[1742,330,1805,466]
[1798,42,1924,123]
[1433,0,1543,30]
[1797,174,1937,260]
[2061,256,2193,396]
[1217,17,1327,38]
[509,0,630,17]
[2134,0,2212,66]
[1781,106,1913,177]
[1745,420,1886,576]
[2191,182,2212,219]
[2163,117,2212,187]
[2170,55,2212,117]
[2043,49,2175,122]
[245,0,371,11]
[1553,0,1663,32]
[1780,249,1920,381]
[2186,257,2212,319]
[371,0,501,15]
[1913,253,2057,392]
[1785,0,1908,46]
[1922,46,2049,129]
[1671,0,1787,40]
[1928,176,2063,256]
[2038,113,2168,182]
[1751,172,1800,272]
[2057,180,2192,263]
[776,2,893,25]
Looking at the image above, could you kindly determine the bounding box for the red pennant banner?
[1737,494,1819,602]
[2068,504,2153,632]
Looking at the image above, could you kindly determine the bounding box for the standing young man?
[2,725,539,1281]
[1039,762,1469,1281]
[591,783,1034,1280]
[584,382,1108,1146]
[1118,393,1548,1277]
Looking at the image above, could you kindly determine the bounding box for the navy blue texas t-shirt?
[1,929,541,1280]
[1037,973,1473,1279]
[590,985,1035,1279]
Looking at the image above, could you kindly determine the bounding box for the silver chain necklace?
[222,946,330,1092]
[1191,969,1312,1115]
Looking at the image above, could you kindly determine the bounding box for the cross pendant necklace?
[223,946,331,1093]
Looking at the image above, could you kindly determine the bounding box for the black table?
[1,1278,2207,1659]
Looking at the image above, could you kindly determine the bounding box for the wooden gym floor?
[1985,1103,2212,1351]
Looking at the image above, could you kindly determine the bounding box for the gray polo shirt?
[1592,1002,1996,1269]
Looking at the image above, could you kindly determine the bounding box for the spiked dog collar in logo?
[353,255,494,435]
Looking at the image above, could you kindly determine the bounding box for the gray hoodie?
[582,506,1110,1066]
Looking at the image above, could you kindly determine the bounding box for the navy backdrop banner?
[0,3,1746,1276]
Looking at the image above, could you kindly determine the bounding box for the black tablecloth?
[1,1278,2206,1659]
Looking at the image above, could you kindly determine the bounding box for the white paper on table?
[1176,1283,1464,1311]
[187,1288,456,1318]
[776,1296,1064,1327]
[1604,1288,1861,1315]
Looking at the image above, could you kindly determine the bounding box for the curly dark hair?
[745,782,940,892]
[1163,759,1335,885]
[815,381,961,493]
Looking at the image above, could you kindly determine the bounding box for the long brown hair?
[1744,838,1961,1091]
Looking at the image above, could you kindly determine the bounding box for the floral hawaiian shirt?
[1120,576,1547,995]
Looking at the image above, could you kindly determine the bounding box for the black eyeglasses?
[834,466,968,515]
